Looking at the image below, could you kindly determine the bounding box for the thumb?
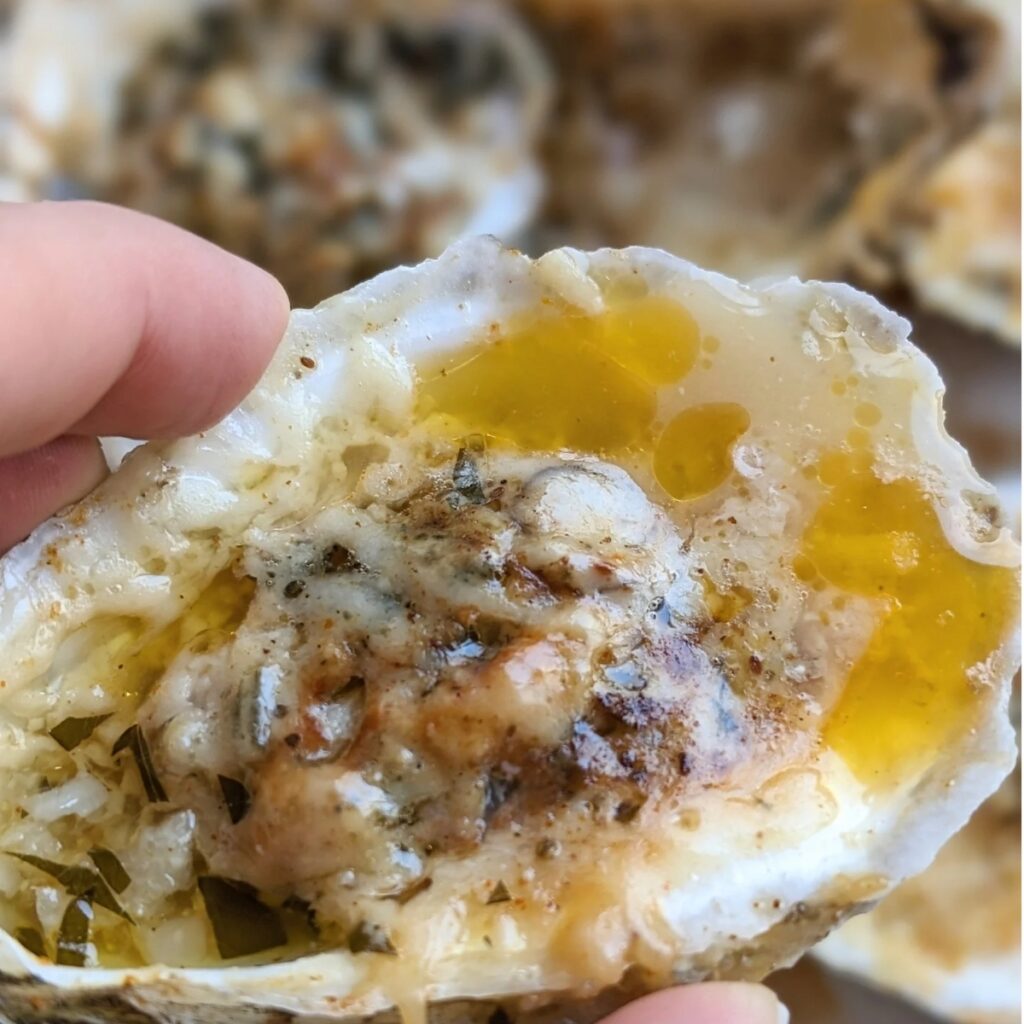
[599,983,788,1024]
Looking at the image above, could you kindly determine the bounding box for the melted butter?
[417,295,700,454]
[110,568,255,704]
[653,403,750,500]
[803,457,1015,784]
[702,576,754,623]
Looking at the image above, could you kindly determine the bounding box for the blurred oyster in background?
[0,0,1018,340]
[897,0,1020,343]
[902,116,1019,345]
[0,0,550,305]
[527,0,1020,342]
[816,734,1020,1024]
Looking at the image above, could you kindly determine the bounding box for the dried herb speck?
[14,927,45,958]
[449,448,486,506]
[88,848,131,894]
[198,876,287,960]
[535,838,561,859]
[112,725,167,803]
[218,775,252,824]
[9,853,131,921]
[55,897,93,967]
[322,544,366,574]
[483,769,519,822]
[485,880,511,905]
[382,876,433,905]
[614,800,641,823]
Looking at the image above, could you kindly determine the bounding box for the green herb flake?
[282,894,319,936]
[14,926,46,958]
[383,876,433,906]
[347,920,397,955]
[112,725,168,803]
[8,853,131,922]
[49,715,111,752]
[198,876,287,960]
[485,880,511,905]
[55,897,94,967]
[449,448,486,507]
[88,848,131,894]
[217,775,252,825]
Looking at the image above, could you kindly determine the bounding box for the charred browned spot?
[597,689,679,729]
[530,557,584,598]
[321,543,367,574]
[501,559,553,602]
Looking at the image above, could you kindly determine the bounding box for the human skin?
[0,201,787,1024]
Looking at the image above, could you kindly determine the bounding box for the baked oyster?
[898,0,1020,346]
[0,239,1017,1022]
[529,0,1019,340]
[3,0,1019,343]
[0,0,549,306]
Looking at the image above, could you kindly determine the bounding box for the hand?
[601,984,787,1024]
[0,200,289,552]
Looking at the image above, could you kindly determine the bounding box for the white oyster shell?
[0,239,1017,1023]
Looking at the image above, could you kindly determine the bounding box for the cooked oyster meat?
[143,454,753,902]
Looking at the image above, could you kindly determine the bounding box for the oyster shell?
[0,240,1017,1023]
[814,313,1021,1023]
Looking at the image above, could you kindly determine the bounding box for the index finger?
[0,201,290,458]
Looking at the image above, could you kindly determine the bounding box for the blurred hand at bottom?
[602,984,787,1024]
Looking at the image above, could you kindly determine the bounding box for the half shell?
[0,240,1017,1023]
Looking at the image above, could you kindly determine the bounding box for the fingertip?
[240,259,291,378]
[54,205,292,440]
[600,983,787,1024]
[197,252,291,428]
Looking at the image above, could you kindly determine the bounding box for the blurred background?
[0,1,1019,1021]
